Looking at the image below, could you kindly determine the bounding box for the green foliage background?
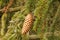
[0,0,60,40]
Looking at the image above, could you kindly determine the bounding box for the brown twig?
[0,6,25,13]
[2,0,14,13]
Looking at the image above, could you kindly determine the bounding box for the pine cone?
[21,13,33,34]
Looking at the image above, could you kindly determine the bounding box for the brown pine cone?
[21,13,33,34]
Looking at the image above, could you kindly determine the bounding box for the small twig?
[29,35,40,39]
[2,0,14,13]
[0,6,25,13]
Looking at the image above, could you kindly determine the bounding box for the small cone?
[22,13,33,34]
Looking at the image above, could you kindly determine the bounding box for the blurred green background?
[0,0,60,40]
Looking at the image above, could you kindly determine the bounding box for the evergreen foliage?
[0,0,60,40]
